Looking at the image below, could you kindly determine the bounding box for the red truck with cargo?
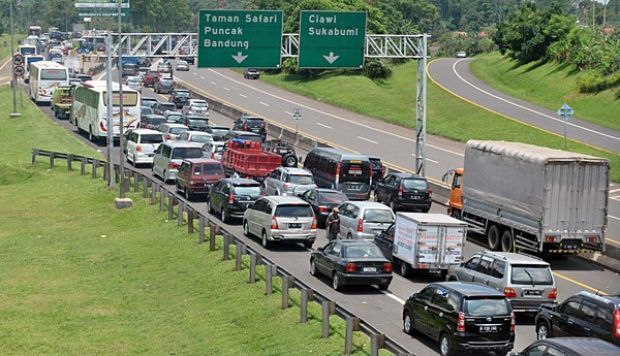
[221,139,281,181]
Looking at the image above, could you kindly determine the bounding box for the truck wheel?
[501,230,514,252]
[283,154,297,167]
[400,261,410,277]
[487,225,501,251]
[88,126,94,142]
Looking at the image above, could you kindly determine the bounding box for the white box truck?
[374,212,467,277]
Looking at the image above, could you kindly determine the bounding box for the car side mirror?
[317,246,324,252]
[508,352,521,356]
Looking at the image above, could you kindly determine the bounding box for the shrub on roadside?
[363,59,391,80]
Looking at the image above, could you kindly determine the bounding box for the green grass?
[470,52,620,132]
[260,62,620,182]
[0,34,24,62]
[0,87,380,354]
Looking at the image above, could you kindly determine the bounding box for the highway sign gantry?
[198,10,283,68]
[298,11,367,69]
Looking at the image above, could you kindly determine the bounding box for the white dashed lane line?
[260,101,270,107]
[223,87,230,91]
[358,136,377,144]
[317,123,332,129]
[239,94,247,98]
[210,81,216,85]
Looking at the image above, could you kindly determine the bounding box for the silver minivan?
[263,167,317,196]
[243,196,317,249]
[332,201,395,240]
[152,141,204,182]
[125,129,163,166]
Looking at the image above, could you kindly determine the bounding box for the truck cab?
[442,168,463,219]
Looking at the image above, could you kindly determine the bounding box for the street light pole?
[117,0,126,199]
[9,0,20,118]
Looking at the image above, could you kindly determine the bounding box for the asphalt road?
[34,80,620,356]
[427,58,620,154]
[167,65,620,249]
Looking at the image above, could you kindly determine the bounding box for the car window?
[330,243,341,257]
[544,345,564,356]
[340,160,370,183]
[304,190,316,201]
[344,244,384,258]
[233,185,262,197]
[523,344,546,356]
[169,127,188,135]
[464,256,481,270]
[322,242,335,255]
[180,162,190,174]
[251,199,264,212]
[402,178,428,190]
[418,286,435,302]
[465,298,510,316]
[580,302,597,324]
[274,204,314,218]
[363,209,394,223]
[161,145,171,158]
[288,174,314,185]
[178,132,188,140]
[476,257,493,276]
[190,135,212,144]
[595,308,613,330]
[139,134,163,144]
[196,164,222,175]
[318,191,347,204]
[171,147,203,160]
[511,265,554,285]
[432,288,456,312]
[491,260,505,279]
[561,299,582,317]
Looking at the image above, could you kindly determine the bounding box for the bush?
[281,57,298,75]
[363,59,391,80]
[616,88,620,100]
[578,71,620,93]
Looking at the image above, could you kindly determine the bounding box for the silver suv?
[262,167,317,196]
[243,196,317,249]
[330,201,395,240]
[446,251,557,313]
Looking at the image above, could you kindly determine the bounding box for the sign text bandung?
[198,10,283,68]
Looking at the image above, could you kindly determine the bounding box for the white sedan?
[176,60,189,71]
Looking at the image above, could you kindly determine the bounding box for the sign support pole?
[9,0,20,118]
[415,35,428,176]
[117,0,126,200]
[106,33,115,188]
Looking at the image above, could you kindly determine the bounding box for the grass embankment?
[0,86,377,354]
[260,62,620,182]
[470,52,620,132]
[0,34,24,62]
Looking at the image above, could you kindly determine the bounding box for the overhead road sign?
[298,11,367,69]
[75,0,130,17]
[198,10,283,68]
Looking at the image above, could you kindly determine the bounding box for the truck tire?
[400,260,410,277]
[487,224,501,251]
[501,229,514,252]
[283,154,297,167]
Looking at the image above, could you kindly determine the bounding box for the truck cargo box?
[221,139,281,181]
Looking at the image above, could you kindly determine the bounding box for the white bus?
[24,55,45,83]
[71,80,141,142]
[18,44,37,56]
[29,61,69,104]
[23,35,39,47]
[28,26,42,37]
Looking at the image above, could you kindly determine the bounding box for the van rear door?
[339,160,371,199]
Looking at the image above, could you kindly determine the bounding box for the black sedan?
[310,240,392,291]
[298,188,348,227]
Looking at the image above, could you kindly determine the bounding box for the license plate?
[288,223,301,229]
[412,195,422,200]
[363,267,376,272]
[429,268,441,274]
[523,289,542,296]
[479,325,498,333]
[348,185,362,191]
[563,244,577,250]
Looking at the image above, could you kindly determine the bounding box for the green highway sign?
[198,10,283,68]
[298,11,367,69]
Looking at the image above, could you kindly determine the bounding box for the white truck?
[374,213,467,277]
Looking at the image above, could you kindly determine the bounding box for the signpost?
[197,10,283,68]
[557,103,574,150]
[298,11,367,69]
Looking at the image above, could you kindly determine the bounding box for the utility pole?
[9,0,20,118]
[106,33,114,188]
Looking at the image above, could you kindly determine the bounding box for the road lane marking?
[0,57,11,72]
[607,238,620,245]
[284,111,293,115]
[260,101,270,107]
[223,87,230,91]
[207,69,464,158]
[382,291,405,305]
[552,271,608,295]
[426,158,439,164]
[358,136,377,144]
[192,72,197,76]
[609,188,620,194]
[317,122,332,129]
[239,94,247,98]
[199,76,206,80]
[450,59,619,143]
[210,81,216,85]
[610,215,620,221]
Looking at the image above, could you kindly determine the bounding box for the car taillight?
[504,287,517,299]
[135,145,142,152]
[311,217,317,229]
[228,191,234,204]
[383,262,392,273]
[510,311,516,332]
[283,183,290,191]
[357,218,364,232]
[345,262,357,273]
[318,206,329,213]
[457,312,465,332]
[165,133,172,140]
[99,121,106,132]
[544,235,558,243]
[271,216,279,230]
[398,183,403,197]
[211,152,215,159]
[548,288,557,300]
[613,310,620,338]
[335,163,341,184]
[380,165,385,176]
[243,123,248,131]
[168,162,179,169]
[428,187,432,196]
[587,235,599,244]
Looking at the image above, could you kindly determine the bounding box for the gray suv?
[446,251,557,313]
[262,167,317,196]
[329,201,395,240]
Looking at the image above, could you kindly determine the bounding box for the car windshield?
[340,161,370,183]
[213,145,224,154]
[274,204,314,218]
[233,186,261,196]
[465,298,510,316]
[140,134,163,144]
[318,191,347,204]
[160,79,173,85]
[175,92,190,98]
[364,209,394,223]
[511,265,554,286]
[169,127,188,134]
[288,174,314,185]
[239,134,262,142]
[147,118,165,126]
[194,164,222,175]
[344,244,385,258]
[171,147,203,159]
[192,101,207,107]
[402,178,428,190]
[246,119,264,127]
[190,135,212,143]
[211,129,229,140]
[160,104,175,110]
[141,107,153,115]
[188,119,209,127]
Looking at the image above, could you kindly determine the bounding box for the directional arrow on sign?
[232,52,248,64]
[323,52,340,64]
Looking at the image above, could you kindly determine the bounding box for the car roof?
[280,167,311,175]
[315,188,347,195]
[164,110,181,116]
[230,130,261,136]
[434,282,506,297]
[186,131,212,136]
[183,158,220,164]
[144,114,165,119]
[538,337,620,355]
[223,178,260,185]
[161,141,203,148]
[336,240,378,246]
[142,97,157,101]
[132,129,161,135]
[479,251,549,266]
[575,291,620,306]
[185,114,208,119]
[262,196,310,205]
[189,99,206,103]
[347,201,393,209]
[161,123,188,129]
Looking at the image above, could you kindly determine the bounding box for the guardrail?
[175,82,452,207]
[31,147,414,356]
